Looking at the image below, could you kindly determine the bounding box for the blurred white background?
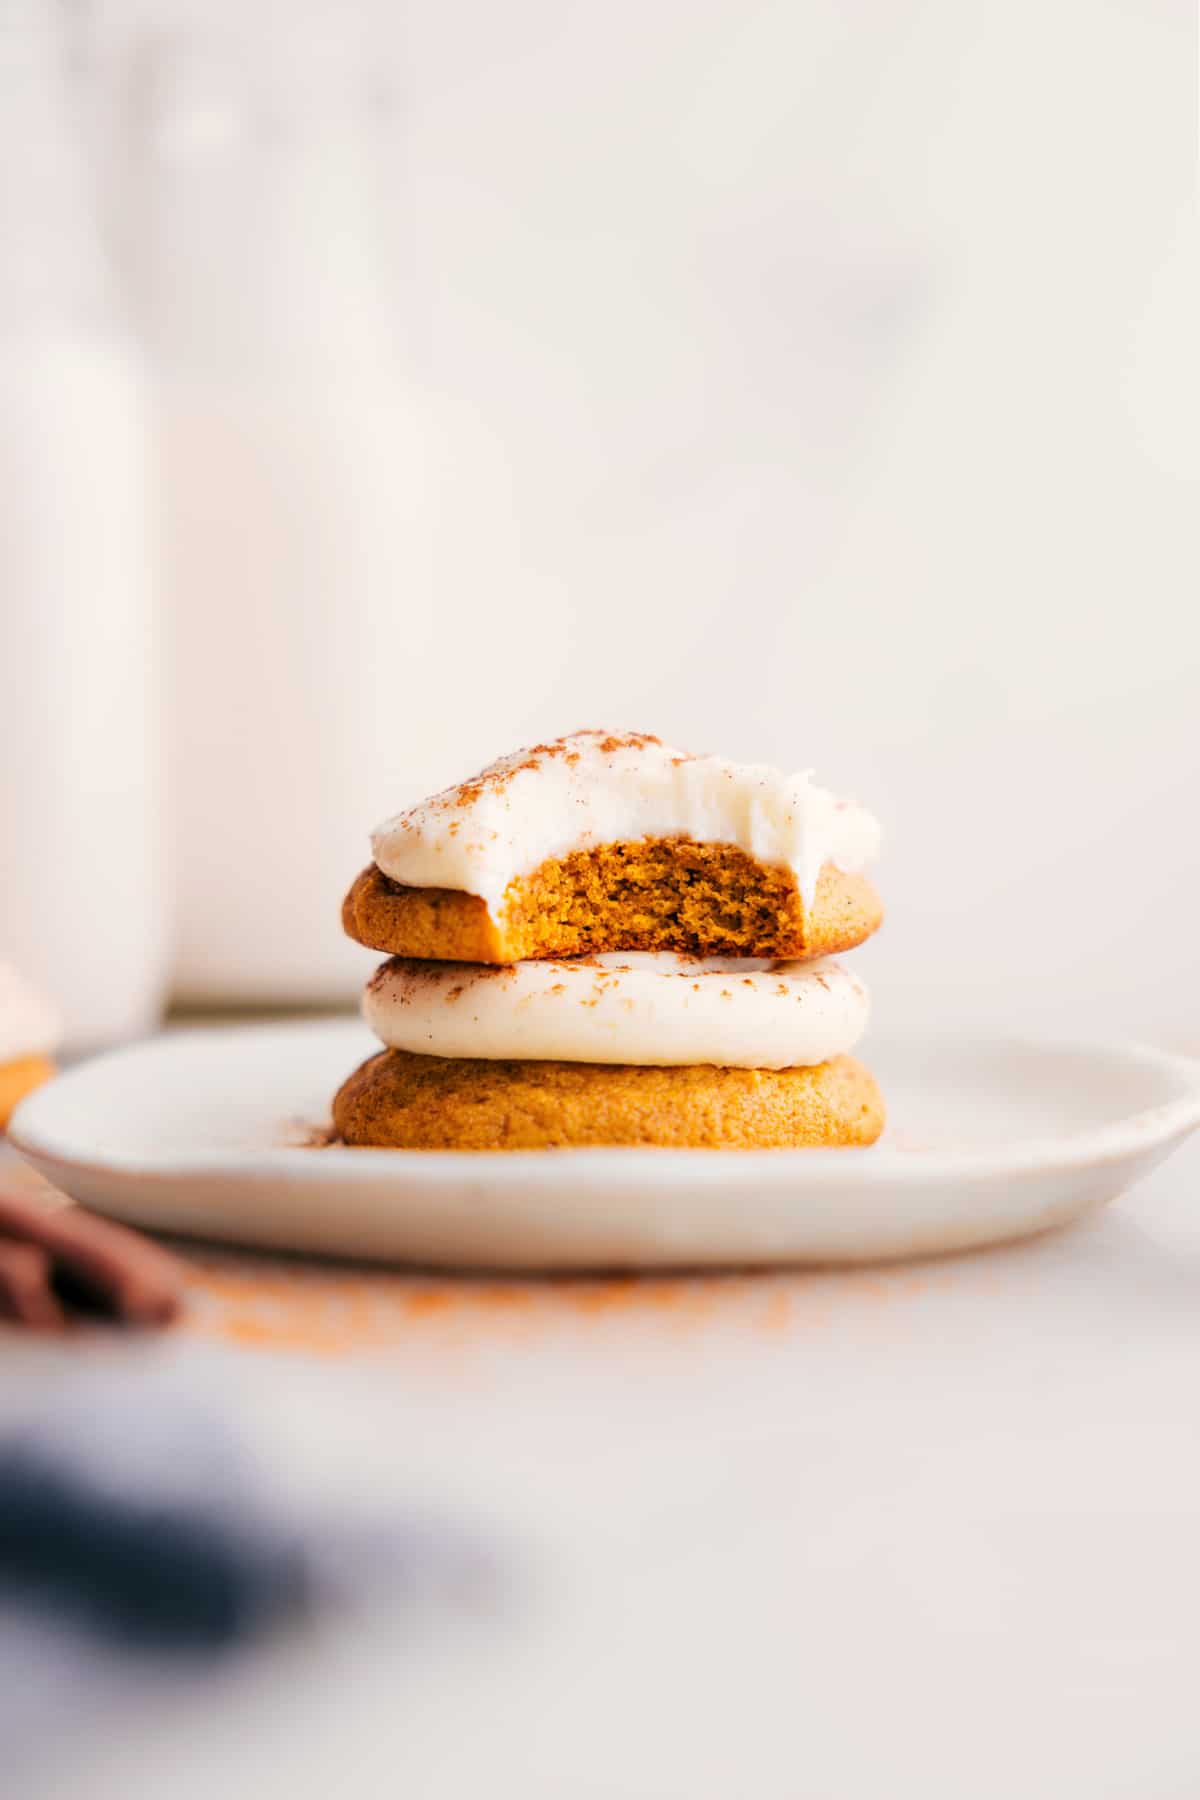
[1,0,1197,1042]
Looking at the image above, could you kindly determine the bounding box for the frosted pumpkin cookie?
[343,731,882,963]
[335,950,883,1149]
[0,962,58,1130]
[333,1049,885,1151]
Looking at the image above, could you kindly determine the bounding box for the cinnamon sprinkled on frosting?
[370,731,879,916]
[362,952,869,1070]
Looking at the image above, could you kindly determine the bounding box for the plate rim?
[9,1021,1200,1190]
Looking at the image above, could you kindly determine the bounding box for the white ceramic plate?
[9,1022,1200,1269]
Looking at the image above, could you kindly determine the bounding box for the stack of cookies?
[334,731,885,1150]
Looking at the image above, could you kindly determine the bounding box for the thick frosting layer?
[370,730,880,912]
[0,961,59,1063]
[363,952,869,1070]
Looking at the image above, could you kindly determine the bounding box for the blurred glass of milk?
[136,11,423,1004]
[0,7,166,1048]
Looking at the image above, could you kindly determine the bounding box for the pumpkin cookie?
[333,1048,885,1151]
[0,1055,55,1131]
[0,963,58,1130]
[343,851,882,965]
[345,730,882,964]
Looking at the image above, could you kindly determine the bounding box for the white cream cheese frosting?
[0,961,60,1063]
[363,952,869,1071]
[370,730,880,913]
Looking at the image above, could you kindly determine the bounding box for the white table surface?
[3,1126,1200,1799]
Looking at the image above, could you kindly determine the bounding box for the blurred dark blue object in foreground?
[0,1439,311,1651]
[0,1364,501,1659]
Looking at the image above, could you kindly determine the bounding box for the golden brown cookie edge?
[342,854,882,964]
[332,1049,885,1151]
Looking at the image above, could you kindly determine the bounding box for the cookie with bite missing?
[343,852,881,965]
[344,731,883,964]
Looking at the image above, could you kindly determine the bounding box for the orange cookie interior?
[344,840,882,965]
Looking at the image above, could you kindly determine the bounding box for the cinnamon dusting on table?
[181,1255,941,1361]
